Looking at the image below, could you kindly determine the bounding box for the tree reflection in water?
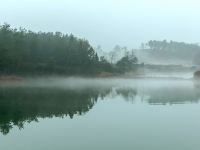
[0,80,200,135]
[0,87,111,135]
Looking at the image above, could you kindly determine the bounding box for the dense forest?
[0,24,138,76]
[1,23,199,77]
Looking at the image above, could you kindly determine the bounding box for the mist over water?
[1,76,200,150]
[0,75,194,88]
[0,76,199,103]
[1,0,200,149]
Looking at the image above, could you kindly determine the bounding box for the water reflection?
[116,87,138,102]
[0,79,200,135]
[0,87,111,135]
[141,86,200,104]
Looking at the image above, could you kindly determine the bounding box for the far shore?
[0,72,197,83]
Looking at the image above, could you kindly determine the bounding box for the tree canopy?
[0,23,139,76]
[0,23,101,75]
[116,51,138,72]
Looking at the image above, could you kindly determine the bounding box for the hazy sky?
[0,0,200,50]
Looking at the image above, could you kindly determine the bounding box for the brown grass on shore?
[0,75,23,81]
[97,72,114,77]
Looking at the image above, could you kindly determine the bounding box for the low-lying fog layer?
[138,71,194,79]
[0,76,197,89]
[0,76,200,136]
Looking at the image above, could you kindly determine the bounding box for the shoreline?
[0,74,195,82]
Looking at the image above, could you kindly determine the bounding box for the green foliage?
[99,56,113,72]
[0,23,139,75]
[0,23,102,75]
[116,51,138,72]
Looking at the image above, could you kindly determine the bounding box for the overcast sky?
[0,0,200,50]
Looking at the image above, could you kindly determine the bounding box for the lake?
[0,78,200,150]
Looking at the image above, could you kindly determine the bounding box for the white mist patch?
[139,72,194,79]
[0,77,195,89]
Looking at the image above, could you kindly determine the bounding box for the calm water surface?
[0,78,200,150]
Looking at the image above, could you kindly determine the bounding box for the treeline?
[0,24,138,75]
[140,40,200,65]
[0,24,98,75]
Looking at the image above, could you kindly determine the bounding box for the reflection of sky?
[1,0,200,50]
